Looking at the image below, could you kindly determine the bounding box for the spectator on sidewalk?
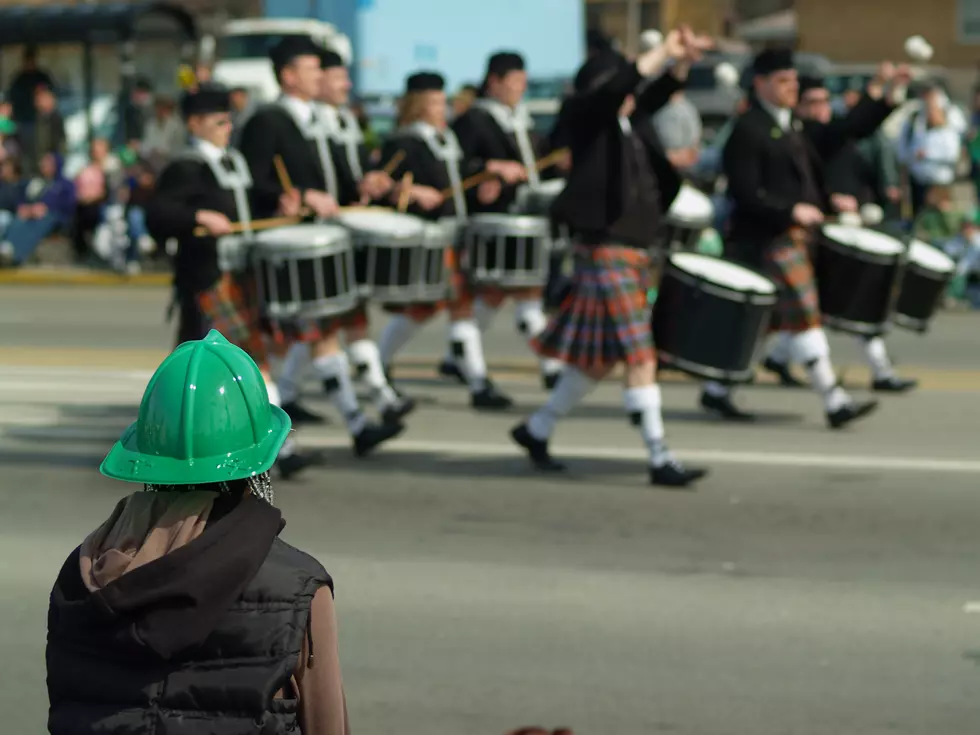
[141,96,186,170]
[0,152,75,267]
[898,84,966,214]
[72,138,122,261]
[6,46,53,128]
[0,158,23,240]
[21,83,66,178]
[117,77,153,146]
[653,89,703,174]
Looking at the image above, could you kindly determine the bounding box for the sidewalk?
[0,266,170,287]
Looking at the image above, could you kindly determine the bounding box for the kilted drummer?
[145,84,319,479]
[511,28,711,489]
[699,50,910,428]
[238,36,403,457]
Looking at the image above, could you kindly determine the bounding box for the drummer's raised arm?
[238,116,288,217]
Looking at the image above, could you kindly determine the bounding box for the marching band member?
[760,75,917,394]
[440,50,566,391]
[699,51,910,428]
[375,71,513,410]
[145,83,318,478]
[511,29,710,488]
[238,36,403,457]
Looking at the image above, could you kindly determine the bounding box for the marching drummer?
[145,83,320,479]
[699,51,910,428]
[440,50,566,391]
[374,70,514,411]
[758,74,917,395]
[238,36,404,457]
[511,27,710,489]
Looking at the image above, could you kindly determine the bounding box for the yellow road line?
[0,268,169,287]
[0,347,978,390]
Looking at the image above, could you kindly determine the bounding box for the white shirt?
[280,95,317,128]
[907,124,962,186]
[193,138,225,165]
[759,98,792,131]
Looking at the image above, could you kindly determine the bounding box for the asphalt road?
[1,286,979,733]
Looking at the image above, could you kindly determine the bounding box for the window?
[219,33,311,61]
[958,0,980,43]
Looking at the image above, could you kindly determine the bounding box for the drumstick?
[381,150,406,176]
[439,147,570,197]
[193,215,302,237]
[397,172,414,213]
[273,155,293,193]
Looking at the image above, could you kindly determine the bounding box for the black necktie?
[434,132,446,147]
[219,154,236,173]
[337,113,347,130]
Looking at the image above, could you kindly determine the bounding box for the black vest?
[46,538,332,734]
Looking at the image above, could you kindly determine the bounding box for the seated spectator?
[21,83,66,179]
[141,96,186,171]
[95,158,156,273]
[0,152,75,266]
[72,138,116,261]
[0,158,22,238]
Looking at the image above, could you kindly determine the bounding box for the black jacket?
[47,494,332,735]
[551,62,682,245]
[723,95,893,258]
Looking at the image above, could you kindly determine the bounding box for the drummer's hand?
[792,202,825,227]
[410,185,445,211]
[359,171,394,202]
[195,210,233,236]
[486,159,527,185]
[303,190,340,218]
[830,193,858,213]
[477,178,502,205]
[278,189,302,217]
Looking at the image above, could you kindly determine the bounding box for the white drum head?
[822,224,904,256]
[336,210,425,237]
[667,184,713,223]
[529,179,566,196]
[255,224,350,247]
[671,252,776,294]
[908,238,955,273]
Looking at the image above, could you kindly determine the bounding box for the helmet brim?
[99,404,291,485]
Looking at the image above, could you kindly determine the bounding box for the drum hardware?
[653,252,778,384]
[660,182,714,252]
[892,238,955,333]
[816,224,905,336]
[461,214,553,288]
[251,224,359,321]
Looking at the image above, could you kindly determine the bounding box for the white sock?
[791,328,849,412]
[347,339,399,410]
[623,384,673,467]
[312,353,367,435]
[515,298,564,378]
[278,342,310,405]
[703,380,730,398]
[526,368,596,440]
[862,336,894,380]
[449,319,489,391]
[379,314,420,366]
[264,379,296,458]
[473,297,497,332]
[767,331,794,365]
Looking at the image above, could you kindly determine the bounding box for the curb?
[0,268,170,287]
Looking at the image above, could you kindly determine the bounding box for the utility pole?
[308,0,318,19]
[625,0,641,56]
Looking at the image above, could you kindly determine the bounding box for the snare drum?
[816,224,904,336]
[660,184,714,251]
[336,209,447,304]
[893,238,955,333]
[461,214,553,288]
[251,224,358,321]
[653,252,778,384]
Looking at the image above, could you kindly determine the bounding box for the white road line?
[2,429,978,473]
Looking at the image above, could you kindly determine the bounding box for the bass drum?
[653,252,778,384]
[893,238,956,333]
[816,224,904,336]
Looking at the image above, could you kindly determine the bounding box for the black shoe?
[277,450,325,480]
[471,380,514,411]
[281,401,328,425]
[700,391,756,422]
[872,376,918,393]
[438,359,467,385]
[353,421,405,457]
[827,399,879,429]
[382,396,417,424]
[510,423,566,471]
[650,461,708,488]
[542,371,562,391]
[762,357,806,388]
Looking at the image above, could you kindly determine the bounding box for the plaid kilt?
[265,301,369,347]
[762,233,822,334]
[533,245,655,371]
[196,273,268,366]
